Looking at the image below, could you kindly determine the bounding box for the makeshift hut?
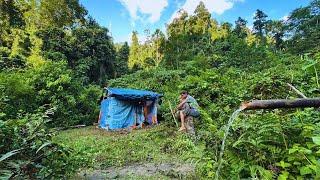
[99,88,162,130]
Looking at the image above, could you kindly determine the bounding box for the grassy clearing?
[53,124,204,173]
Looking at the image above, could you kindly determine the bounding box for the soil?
[76,162,195,179]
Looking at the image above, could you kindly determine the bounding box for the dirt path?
[76,162,196,179]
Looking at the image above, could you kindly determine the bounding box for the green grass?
[53,124,204,170]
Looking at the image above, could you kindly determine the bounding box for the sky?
[79,0,311,43]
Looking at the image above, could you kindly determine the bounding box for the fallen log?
[242,98,320,110]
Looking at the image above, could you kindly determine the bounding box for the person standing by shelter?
[176,90,200,132]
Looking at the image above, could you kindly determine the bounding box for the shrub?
[0,109,77,179]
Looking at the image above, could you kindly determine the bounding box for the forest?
[1,0,320,179]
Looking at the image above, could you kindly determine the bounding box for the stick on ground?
[287,83,307,98]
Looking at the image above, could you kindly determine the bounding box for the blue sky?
[79,0,311,43]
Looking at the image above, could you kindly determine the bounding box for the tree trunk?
[242,98,320,110]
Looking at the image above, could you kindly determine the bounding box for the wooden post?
[242,98,320,110]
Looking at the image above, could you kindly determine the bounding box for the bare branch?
[287,83,307,98]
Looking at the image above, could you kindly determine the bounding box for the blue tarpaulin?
[107,87,162,101]
[99,88,161,130]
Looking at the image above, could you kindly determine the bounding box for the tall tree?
[167,9,188,37]
[35,18,117,85]
[38,27,71,61]
[115,42,129,77]
[39,0,87,28]
[0,0,25,30]
[234,17,248,38]
[265,20,285,49]
[165,9,189,68]
[73,26,115,84]
[286,0,320,53]
[253,9,268,38]
[151,29,165,67]
[187,1,212,55]
[128,31,140,69]
[192,1,211,35]
[0,0,28,55]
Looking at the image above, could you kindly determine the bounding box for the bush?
[0,60,101,127]
[0,109,78,179]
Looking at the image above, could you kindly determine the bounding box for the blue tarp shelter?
[99,88,162,130]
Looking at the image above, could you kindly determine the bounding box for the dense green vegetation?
[1,0,320,179]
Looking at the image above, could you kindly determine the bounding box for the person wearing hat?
[176,90,200,132]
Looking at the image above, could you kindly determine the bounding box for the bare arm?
[177,99,187,109]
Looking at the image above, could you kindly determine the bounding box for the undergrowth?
[53,124,205,172]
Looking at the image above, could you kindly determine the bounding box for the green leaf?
[300,166,312,175]
[0,170,13,179]
[312,137,320,145]
[296,176,304,180]
[302,62,316,70]
[0,149,22,162]
[293,161,301,165]
[276,161,291,168]
[0,112,6,118]
[308,164,317,171]
[301,148,312,154]
[288,148,298,154]
[36,142,52,154]
[278,171,289,180]
[306,142,317,149]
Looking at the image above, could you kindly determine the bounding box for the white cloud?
[118,0,168,23]
[169,0,244,22]
[281,15,289,21]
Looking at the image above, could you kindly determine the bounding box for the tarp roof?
[107,87,162,101]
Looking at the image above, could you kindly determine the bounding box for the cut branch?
[242,98,320,110]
